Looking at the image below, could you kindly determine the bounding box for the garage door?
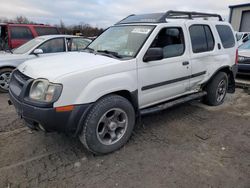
[240,11,250,32]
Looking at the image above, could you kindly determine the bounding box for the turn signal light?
[55,105,74,112]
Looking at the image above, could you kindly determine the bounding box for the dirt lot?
[0,89,250,188]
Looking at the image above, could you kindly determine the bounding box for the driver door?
[138,25,191,108]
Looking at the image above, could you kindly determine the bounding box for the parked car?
[238,40,250,75]
[0,23,60,50]
[9,11,237,155]
[236,32,250,46]
[0,35,91,92]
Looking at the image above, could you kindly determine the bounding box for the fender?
[202,65,237,93]
[75,71,137,104]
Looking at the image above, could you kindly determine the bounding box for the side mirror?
[33,49,43,55]
[143,48,164,62]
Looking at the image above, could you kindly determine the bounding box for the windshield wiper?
[97,50,123,59]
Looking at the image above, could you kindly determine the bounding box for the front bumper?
[238,63,250,76]
[8,69,93,135]
[9,84,92,135]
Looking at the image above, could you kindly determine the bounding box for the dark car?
[238,40,250,76]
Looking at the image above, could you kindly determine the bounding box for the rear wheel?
[0,68,13,93]
[204,72,228,106]
[79,95,135,155]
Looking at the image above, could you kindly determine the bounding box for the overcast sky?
[0,0,249,28]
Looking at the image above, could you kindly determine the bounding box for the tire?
[0,68,13,93]
[204,72,228,106]
[79,95,135,155]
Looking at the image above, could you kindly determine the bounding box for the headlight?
[29,79,62,103]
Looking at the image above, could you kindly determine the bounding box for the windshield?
[13,38,45,54]
[88,25,155,59]
[239,40,250,50]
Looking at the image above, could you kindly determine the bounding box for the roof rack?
[116,10,223,25]
[162,10,223,21]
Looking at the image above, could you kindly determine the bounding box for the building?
[229,3,250,32]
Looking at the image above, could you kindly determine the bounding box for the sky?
[0,0,249,28]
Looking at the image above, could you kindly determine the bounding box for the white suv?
[9,11,238,154]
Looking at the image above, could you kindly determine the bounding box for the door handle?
[182,61,189,66]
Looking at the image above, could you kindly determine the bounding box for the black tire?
[0,68,13,93]
[79,95,135,155]
[204,72,228,106]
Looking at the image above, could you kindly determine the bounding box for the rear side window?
[216,25,235,48]
[34,27,59,36]
[189,25,215,53]
[10,26,33,40]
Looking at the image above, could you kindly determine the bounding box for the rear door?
[9,26,34,49]
[186,21,218,90]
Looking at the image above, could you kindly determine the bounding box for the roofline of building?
[229,3,250,9]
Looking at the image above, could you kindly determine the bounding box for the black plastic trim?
[141,71,206,91]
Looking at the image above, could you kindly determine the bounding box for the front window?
[38,38,65,53]
[88,25,155,59]
[13,38,45,54]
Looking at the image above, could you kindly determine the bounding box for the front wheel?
[79,95,135,155]
[204,72,228,106]
[0,68,13,93]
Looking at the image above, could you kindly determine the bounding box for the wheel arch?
[203,66,236,93]
[74,89,139,137]
[0,66,16,70]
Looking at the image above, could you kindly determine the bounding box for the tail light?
[235,48,238,64]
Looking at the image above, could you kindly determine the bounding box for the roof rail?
[116,10,223,25]
[160,10,223,21]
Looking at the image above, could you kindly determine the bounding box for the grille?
[9,70,31,97]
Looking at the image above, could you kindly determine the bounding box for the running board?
[140,91,207,116]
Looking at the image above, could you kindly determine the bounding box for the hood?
[0,53,27,62]
[18,52,121,81]
[238,49,250,57]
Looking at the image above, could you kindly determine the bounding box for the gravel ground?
[0,89,250,188]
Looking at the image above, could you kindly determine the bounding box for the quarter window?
[10,26,33,40]
[189,25,215,53]
[216,25,235,48]
[150,27,185,58]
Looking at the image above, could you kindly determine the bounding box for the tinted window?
[150,27,185,58]
[216,25,235,48]
[38,38,65,53]
[189,25,214,53]
[35,27,59,36]
[204,26,214,51]
[10,26,33,40]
